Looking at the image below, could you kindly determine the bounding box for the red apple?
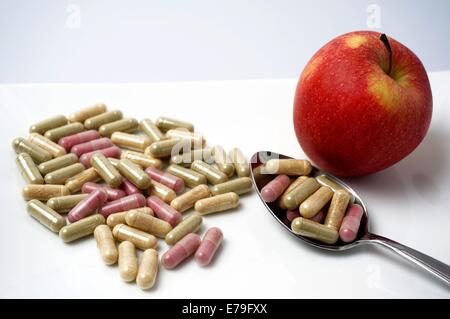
[293,31,432,177]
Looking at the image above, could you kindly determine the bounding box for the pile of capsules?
[258,159,363,244]
[12,103,253,290]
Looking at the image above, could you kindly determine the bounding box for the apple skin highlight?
[293,31,432,177]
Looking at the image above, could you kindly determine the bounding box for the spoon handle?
[367,233,450,285]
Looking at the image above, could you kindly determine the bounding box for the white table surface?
[1,73,449,298]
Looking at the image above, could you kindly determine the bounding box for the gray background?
[1,0,449,83]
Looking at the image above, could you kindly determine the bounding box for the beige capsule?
[117,158,152,190]
[12,137,52,163]
[65,167,101,193]
[191,160,228,185]
[111,132,151,152]
[156,116,194,132]
[38,153,79,175]
[107,207,153,228]
[166,129,205,147]
[170,184,211,213]
[291,217,339,245]
[324,190,350,230]
[278,176,309,209]
[280,177,320,211]
[145,138,187,158]
[118,241,138,282]
[44,122,85,142]
[121,150,162,169]
[195,192,239,215]
[59,214,105,243]
[108,157,120,167]
[316,175,355,204]
[147,181,176,204]
[166,164,207,188]
[44,163,85,185]
[300,186,334,218]
[165,213,202,245]
[212,145,235,177]
[94,225,118,265]
[98,118,138,137]
[26,199,66,232]
[113,224,158,250]
[91,153,122,187]
[29,115,68,134]
[47,194,89,213]
[210,177,253,196]
[228,148,250,177]
[140,118,166,143]
[68,103,107,123]
[84,110,123,130]
[137,249,159,290]
[169,148,214,168]
[23,184,70,201]
[263,159,312,176]
[16,153,44,184]
[28,133,66,157]
[125,210,172,238]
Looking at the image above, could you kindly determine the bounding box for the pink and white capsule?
[195,227,223,266]
[147,196,182,227]
[162,233,201,269]
[71,137,113,157]
[145,167,185,193]
[100,194,146,217]
[58,130,100,151]
[79,146,121,167]
[260,175,290,203]
[82,182,126,201]
[339,204,364,243]
[67,188,108,223]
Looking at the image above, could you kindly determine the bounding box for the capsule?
[166,129,205,147]
[120,178,142,195]
[28,133,66,157]
[84,110,123,130]
[23,184,70,201]
[120,150,162,169]
[324,190,350,230]
[310,210,326,223]
[47,194,89,213]
[59,214,105,243]
[278,176,309,209]
[145,138,185,158]
[91,153,122,188]
[280,177,320,210]
[79,146,121,168]
[38,153,79,175]
[137,249,159,290]
[195,227,223,266]
[316,175,355,204]
[68,188,108,222]
[44,163,85,185]
[29,115,68,134]
[156,116,194,132]
[82,182,126,201]
[166,164,207,188]
[125,210,172,238]
[94,225,118,265]
[291,217,338,244]
[228,148,249,177]
[339,204,364,243]
[252,166,273,189]
[118,241,138,282]
[71,137,114,157]
[147,196,182,227]
[117,158,152,190]
[107,207,153,228]
[264,159,312,176]
[147,181,177,204]
[65,167,101,193]
[165,213,202,246]
[195,192,239,215]
[68,103,107,123]
[99,118,138,137]
[111,132,151,152]
[108,157,120,167]
[100,194,147,217]
[16,153,44,184]
[161,233,201,269]
[44,122,84,142]
[170,184,211,213]
[286,210,300,222]
[113,224,158,250]
[300,186,334,218]
[145,167,184,193]
[140,118,166,143]
[12,137,52,163]
[170,149,214,167]
[212,145,235,177]
[58,130,101,151]
[191,160,228,185]
[260,174,291,203]
[26,199,66,232]
[210,178,252,197]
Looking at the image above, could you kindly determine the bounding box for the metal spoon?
[250,151,450,285]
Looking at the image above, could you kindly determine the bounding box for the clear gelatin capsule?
[121,150,162,169]
[263,159,312,176]
[161,233,201,269]
[91,153,122,188]
[291,217,339,245]
[68,188,108,223]
[82,182,126,201]
[170,184,211,213]
[118,241,138,282]
[29,115,68,134]
[260,174,291,203]
[23,184,70,201]
[84,110,123,130]
[125,210,172,238]
[71,137,114,157]
[26,199,66,232]
[16,153,44,184]
[100,194,147,217]
[111,132,151,152]
[194,192,239,215]
[324,190,350,230]
[59,130,101,151]
[59,214,105,243]
[147,181,177,204]
[191,160,228,185]
[38,153,79,175]
[94,224,118,265]
[140,118,166,143]
[339,204,364,243]
[68,103,107,123]
[99,118,139,137]
[44,163,85,185]
[145,138,185,158]
[47,194,89,213]
[165,129,205,147]
[12,137,52,164]
[117,158,152,190]
[107,207,153,228]
[120,178,142,195]
[299,186,334,218]
[166,164,207,188]
[65,167,101,193]
[79,146,121,168]
[195,227,223,266]
[165,213,202,246]
[137,249,159,290]
[145,167,184,193]
[212,145,235,177]
[147,196,182,227]
[44,122,85,142]
[280,177,320,210]
[156,116,194,132]
[113,224,158,250]
[28,133,66,157]
[210,177,253,196]
[228,148,250,177]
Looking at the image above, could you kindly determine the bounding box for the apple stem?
[379,33,392,75]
